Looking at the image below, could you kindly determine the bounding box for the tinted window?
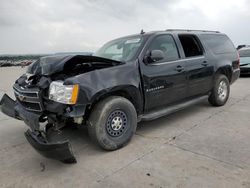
[148,35,179,62]
[178,35,203,57]
[200,34,235,54]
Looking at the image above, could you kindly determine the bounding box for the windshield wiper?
[240,63,250,67]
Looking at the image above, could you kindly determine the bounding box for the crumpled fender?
[64,61,144,114]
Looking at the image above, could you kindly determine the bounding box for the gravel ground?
[0,67,250,188]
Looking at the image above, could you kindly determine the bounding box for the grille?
[13,84,42,112]
[240,68,250,74]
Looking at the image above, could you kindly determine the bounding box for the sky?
[0,0,249,54]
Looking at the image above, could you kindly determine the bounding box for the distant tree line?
[0,52,93,67]
[0,55,43,61]
[0,55,45,67]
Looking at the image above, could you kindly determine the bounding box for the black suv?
[0,29,240,163]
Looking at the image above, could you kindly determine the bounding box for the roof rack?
[166,29,220,33]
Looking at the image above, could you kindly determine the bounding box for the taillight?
[236,51,240,68]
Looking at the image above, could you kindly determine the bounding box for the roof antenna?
[140,29,145,34]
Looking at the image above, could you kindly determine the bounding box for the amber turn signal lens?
[70,84,79,104]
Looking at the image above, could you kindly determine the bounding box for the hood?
[27,55,123,76]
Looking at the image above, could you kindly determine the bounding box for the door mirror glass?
[148,50,165,63]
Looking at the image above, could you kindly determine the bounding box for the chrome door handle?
[201,61,208,66]
[175,65,184,72]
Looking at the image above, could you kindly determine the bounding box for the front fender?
[89,85,143,113]
[65,61,143,112]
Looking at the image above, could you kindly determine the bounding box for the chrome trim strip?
[13,85,39,95]
[25,106,42,112]
[16,100,42,112]
[14,90,38,99]
[149,56,205,66]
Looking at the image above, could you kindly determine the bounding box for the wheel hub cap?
[111,116,123,130]
[218,80,227,100]
[106,110,127,137]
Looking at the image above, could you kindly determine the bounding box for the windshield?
[94,36,144,62]
[239,48,250,57]
[240,57,250,65]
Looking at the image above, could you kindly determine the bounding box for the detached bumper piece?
[0,94,20,119]
[0,94,77,164]
[25,130,77,163]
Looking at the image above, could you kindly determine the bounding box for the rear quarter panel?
[199,33,239,84]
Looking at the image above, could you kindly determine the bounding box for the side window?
[178,35,203,57]
[200,34,236,54]
[148,35,179,62]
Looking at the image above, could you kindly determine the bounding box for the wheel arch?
[85,85,143,119]
[215,65,233,83]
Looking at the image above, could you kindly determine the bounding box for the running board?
[140,95,208,121]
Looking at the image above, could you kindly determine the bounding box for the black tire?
[208,74,230,106]
[88,96,137,150]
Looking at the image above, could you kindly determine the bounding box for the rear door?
[140,34,187,111]
[178,34,214,97]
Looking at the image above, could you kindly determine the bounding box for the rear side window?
[200,34,235,54]
[178,35,203,57]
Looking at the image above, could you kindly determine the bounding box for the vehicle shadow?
[20,97,228,168]
[61,100,212,153]
[137,100,211,133]
[240,74,250,78]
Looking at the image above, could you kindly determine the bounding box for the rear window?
[200,34,235,54]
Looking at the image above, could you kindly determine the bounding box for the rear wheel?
[88,96,137,150]
[208,74,230,106]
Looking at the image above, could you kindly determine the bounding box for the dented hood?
[27,55,123,76]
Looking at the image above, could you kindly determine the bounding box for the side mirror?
[146,50,165,63]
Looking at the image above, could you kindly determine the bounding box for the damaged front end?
[0,54,123,163]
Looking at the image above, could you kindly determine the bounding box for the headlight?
[49,81,79,104]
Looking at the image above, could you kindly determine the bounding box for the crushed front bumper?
[0,94,77,163]
[0,94,20,119]
[25,130,76,163]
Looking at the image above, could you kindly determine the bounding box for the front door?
[140,34,187,111]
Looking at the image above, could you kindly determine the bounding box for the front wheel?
[208,74,230,106]
[88,96,137,150]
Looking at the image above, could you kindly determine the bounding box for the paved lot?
[0,67,250,188]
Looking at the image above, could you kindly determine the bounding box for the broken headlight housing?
[49,81,79,104]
